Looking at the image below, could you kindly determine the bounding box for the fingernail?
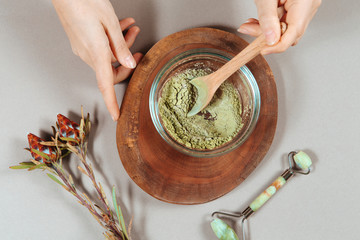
[125,55,136,69]
[245,18,257,23]
[265,30,276,45]
[237,27,249,34]
[111,115,117,121]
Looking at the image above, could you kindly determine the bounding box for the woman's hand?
[52,0,142,121]
[238,0,321,55]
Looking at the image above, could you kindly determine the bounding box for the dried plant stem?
[76,144,115,221]
[53,165,125,239]
[57,141,127,240]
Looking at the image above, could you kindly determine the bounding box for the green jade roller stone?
[293,151,312,170]
[211,218,239,240]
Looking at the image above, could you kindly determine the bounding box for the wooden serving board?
[116,28,277,205]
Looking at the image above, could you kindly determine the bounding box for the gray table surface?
[1,0,360,239]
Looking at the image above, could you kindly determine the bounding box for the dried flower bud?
[28,133,57,164]
[57,114,80,142]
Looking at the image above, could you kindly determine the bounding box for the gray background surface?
[1,0,360,239]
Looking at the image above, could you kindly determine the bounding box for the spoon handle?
[211,22,287,89]
[211,34,267,88]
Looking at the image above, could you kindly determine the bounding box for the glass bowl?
[149,48,260,158]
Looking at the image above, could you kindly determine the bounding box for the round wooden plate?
[116,28,277,205]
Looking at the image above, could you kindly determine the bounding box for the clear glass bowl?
[149,48,260,158]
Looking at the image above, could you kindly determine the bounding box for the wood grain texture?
[116,28,277,205]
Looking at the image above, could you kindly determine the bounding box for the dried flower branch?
[10,107,130,240]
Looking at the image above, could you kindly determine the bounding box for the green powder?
[158,68,243,150]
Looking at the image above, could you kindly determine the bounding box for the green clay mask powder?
[158,68,243,150]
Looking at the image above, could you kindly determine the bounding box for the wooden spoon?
[187,23,287,117]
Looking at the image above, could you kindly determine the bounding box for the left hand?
[238,0,322,55]
[52,0,142,121]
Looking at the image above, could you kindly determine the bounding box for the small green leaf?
[20,161,36,166]
[10,165,33,169]
[28,163,47,171]
[118,205,128,239]
[112,187,128,239]
[60,137,79,143]
[112,187,121,220]
[10,161,36,169]
[47,173,65,187]
[31,148,50,160]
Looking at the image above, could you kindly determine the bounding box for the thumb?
[255,0,281,46]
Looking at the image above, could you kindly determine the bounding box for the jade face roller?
[211,151,313,240]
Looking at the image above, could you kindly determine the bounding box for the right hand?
[52,0,142,121]
[238,0,321,55]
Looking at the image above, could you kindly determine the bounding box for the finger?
[113,52,143,84]
[119,17,136,31]
[106,19,136,69]
[124,26,140,49]
[255,0,281,45]
[110,26,140,67]
[261,25,298,55]
[110,17,136,63]
[94,55,120,121]
[245,18,259,24]
[237,22,262,37]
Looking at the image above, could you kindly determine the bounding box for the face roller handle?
[242,151,312,218]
